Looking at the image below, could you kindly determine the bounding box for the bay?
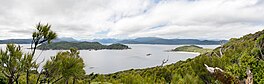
[0,44,219,74]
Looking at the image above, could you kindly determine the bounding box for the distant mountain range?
[0,37,78,44]
[0,37,228,45]
[0,39,32,44]
[52,37,78,42]
[90,37,228,45]
[90,38,120,44]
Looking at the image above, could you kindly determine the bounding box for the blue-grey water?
[0,44,219,74]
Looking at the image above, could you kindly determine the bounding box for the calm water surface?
[0,44,219,74]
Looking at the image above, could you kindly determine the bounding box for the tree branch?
[51,76,63,84]
[2,71,11,78]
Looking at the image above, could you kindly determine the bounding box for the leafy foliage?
[29,23,57,84]
[0,44,24,84]
[42,48,85,83]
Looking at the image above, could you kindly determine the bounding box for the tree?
[22,53,38,84]
[31,22,57,56]
[29,23,57,84]
[0,44,24,84]
[0,23,57,84]
[43,48,85,84]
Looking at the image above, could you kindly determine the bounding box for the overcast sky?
[0,0,264,40]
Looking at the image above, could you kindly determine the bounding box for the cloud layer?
[0,0,264,40]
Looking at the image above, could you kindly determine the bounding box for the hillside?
[37,42,130,50]
[87,30,264,83]
[171,45,212,54]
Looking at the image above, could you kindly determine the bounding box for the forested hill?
[37,42,130,50]
[171,45,212,54]
[88,30,264,83]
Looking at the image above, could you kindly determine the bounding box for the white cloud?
[0,0,264,40]
[108,0,264,39]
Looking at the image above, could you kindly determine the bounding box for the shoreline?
[170,51,200,55]
[165,50,201,55]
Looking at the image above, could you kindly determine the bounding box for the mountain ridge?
[0,37,227,45]
[0,37,78,44]
[91,37,228,45]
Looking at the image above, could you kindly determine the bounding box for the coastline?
[170,51,200,55]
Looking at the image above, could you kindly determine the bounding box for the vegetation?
[29,23,57,84]
[0,44,24,84]
[0,22,264,83]
[0,23,86,84]
[171,45,212,54]
[37,42,130,50]
[41,48,85,83]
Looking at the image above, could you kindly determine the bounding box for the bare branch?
[160,56,169,66]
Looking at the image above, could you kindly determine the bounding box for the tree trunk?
[35,69,42,84]
[15,79,19,84]
[32,43,38,57]
[8,77,13,84]
[72,77,76,84]
[15,74,20,84]
[26,69,29,84]
[65,79,68,84]
[29,42,38,84]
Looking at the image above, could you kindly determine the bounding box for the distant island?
[37,42,130,50]
[171,45,212,54]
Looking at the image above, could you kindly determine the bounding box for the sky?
[0,0,264,40]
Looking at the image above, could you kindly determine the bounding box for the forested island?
[37,42,130,50]
[171,45,212,54]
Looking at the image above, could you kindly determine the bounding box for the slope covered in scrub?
[87,30,264,84]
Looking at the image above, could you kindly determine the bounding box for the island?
[37,42,130,50]
[171,45,212,54]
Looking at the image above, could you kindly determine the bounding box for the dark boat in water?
[146,53,152,56]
